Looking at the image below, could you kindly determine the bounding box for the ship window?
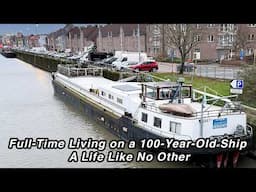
[170,121,181,134]
[146,87,156,99]
[159,88,171,99]
[181,87,190,97]
[108,94,114,100]
[141,113,148,123]
[101,91,106,96]
[117,97,123,104]
[154,117,162,128]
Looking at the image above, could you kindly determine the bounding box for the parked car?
[95,56,118,66]
[129,60,158,72]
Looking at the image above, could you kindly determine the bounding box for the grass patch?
[151,72,230,96]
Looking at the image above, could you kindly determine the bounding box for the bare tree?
[233,24,250,55]
[164,24,202,74]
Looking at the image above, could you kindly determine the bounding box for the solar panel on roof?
[112,84,140,92]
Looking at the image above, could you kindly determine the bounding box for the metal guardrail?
[181,65,241,80]
[143,102,241,120]
[158,62,241,80]
[242,104,256,111]
[57,64,103,77]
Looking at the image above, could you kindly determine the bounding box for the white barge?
[52,64,253,167]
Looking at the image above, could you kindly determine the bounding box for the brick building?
[46,24,256,61]
[96,24,146,53]
[66,25,98,53]
[46,24,98,53]
[146,24,256,61]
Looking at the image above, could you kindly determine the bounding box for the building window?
[248,24,256,27]
[133,29,136,37]
[107,32,112,38]
[219,34,233,46]
[170,121,181,133]
[207,24,215,28]
[247,48,253,55]
[248,34,254,41]
[208,35,214,42]
[194,48,200,53]
[117,98,123,104]
[230,34,234,42]
[153,47,160,54]
[101,91,105,96]
[153,117,162,128]
[220,24,235,32]
[180,24,186,32]
[141,113,148,123]
[194,35,201,42]
[153,25,160,34]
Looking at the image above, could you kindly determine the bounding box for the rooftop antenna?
[170,77,185,103]
[177,77,185,103]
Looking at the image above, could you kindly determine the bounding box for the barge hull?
[1,52,16,58]
[52,80,253,155]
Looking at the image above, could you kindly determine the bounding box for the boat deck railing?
[143,102,243,119]
[57,64,103,77]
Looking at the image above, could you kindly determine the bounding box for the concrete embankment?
[15,50,75,72]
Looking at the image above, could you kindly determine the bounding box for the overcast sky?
[0,24,79,35]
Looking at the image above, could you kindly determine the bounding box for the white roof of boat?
[102,82,140,93]
[68,76,141,96]
[69,76,115,90]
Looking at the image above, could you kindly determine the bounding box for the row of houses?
[0,32,47,48]
[46,24,147,54]
[2,24,255,61]
[147,24,256,61]
[46,24,256,61]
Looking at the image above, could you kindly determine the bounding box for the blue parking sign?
[240,50,244,60]
[236,80,243,89]
[230,79,244,89]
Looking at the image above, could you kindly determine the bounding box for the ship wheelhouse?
[141,80,192,103]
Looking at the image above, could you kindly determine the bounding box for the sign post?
[230,79,244,94]
[240,49,244,60]
[191,52,200,82]
[254,49,256,64]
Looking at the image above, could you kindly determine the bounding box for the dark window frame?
[154,117,162,128]
[141,113,148,123]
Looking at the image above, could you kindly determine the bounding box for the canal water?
[0,54,255,168]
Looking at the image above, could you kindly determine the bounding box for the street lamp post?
[254,49,256,65]
[35,24,38,35]
[80,27,83,53]
[120,25,123,52]
[138,24,141,62]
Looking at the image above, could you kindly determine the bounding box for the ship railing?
[192,107,242,118]
[57,64,103,77]
[142,102,242,119]
[142,102,160,113]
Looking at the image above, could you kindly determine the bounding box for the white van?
[112,51,147,71]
